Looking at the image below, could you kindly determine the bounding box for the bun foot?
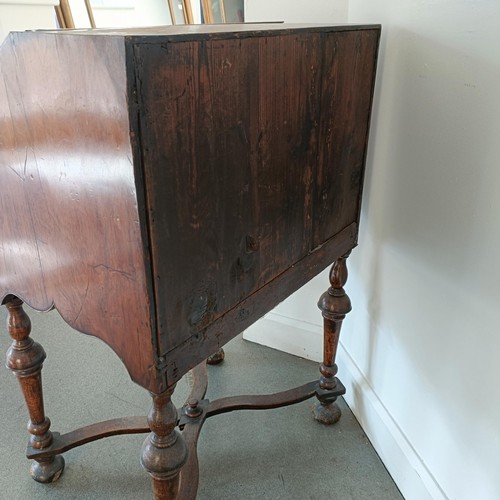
[312,401,342,425]
[207,348,225,365]
[30,455,65,483]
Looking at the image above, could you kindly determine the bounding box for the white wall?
[68,0,173,29]
[246,0,348,23]
[245,1,500,499]
[89,0,172,28]
[0,1,58,42]
[0,0,174,43]
[347,2,500,499]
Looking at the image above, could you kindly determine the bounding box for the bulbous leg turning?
[5,297,65,482]
[313,254,352,425]
[141,387,188,500]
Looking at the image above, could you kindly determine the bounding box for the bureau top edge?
[10,23,381,42]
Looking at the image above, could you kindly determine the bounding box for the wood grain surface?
[132,28,380,384]
[0,32,156,391]
[0,25,380,393]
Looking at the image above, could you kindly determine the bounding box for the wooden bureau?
[0,23,380,498]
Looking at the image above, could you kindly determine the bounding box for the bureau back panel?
[133,27,379,357]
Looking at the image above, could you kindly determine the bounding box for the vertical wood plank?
[135,33,323,359]
[313,30,380,246]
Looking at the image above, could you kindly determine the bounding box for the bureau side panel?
[135,33,322,357]
[313,29,380,246]
[0,33,157,391]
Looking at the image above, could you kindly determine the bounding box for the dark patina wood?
[0,23,380,499]
[132,28,380,388]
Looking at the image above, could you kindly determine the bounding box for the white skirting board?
[243,313,446,500]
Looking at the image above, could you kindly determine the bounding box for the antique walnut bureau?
[0,23,380,499]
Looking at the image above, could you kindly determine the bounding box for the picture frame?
[201,0,244,24]
[55,0,96,29]
[168,0,194,25]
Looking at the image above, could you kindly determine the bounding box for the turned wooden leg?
[141,386,188,500]
[5,297,65,482]
[313,254,352,425]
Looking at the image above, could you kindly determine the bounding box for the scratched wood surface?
[0,32,157,391]
[134,33,321,361]
[313,30,379,246]
[132,28,380,374]
[0,25,380,392]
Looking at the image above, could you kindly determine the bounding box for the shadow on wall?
[348,26,500,498]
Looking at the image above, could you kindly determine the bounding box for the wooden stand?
[8,296,347,499]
